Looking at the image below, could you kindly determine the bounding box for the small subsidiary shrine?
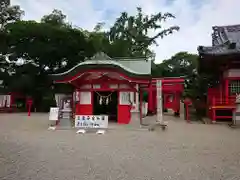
[50,52,184,124]
[198,24,240,122]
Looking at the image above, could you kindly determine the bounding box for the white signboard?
[49,107,59,121]
[75,115,108,129]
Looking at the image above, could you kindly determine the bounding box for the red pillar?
[139,89,143,125]
[172,92,180,117]
[175,93,180,116]
[219,79,223,104]
[26,99,33,117]
[225,79,229,104]
[212,96,216,123]
[148,82,153,113]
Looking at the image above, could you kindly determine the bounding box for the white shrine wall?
[79,92,91,104]
[130,84,139,112]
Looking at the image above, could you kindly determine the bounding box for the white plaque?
[80,92,91,104]
[75,115,108,129]
[49,107,59,121]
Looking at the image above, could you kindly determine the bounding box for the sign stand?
[48,107,59,130]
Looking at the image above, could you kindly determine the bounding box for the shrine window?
[229,80,240,95]
[93,84,100,89]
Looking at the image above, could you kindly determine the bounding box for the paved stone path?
[0,113,240,180]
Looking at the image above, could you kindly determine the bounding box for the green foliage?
[0,0,23,29]
[0,1,23,93]
[109,7,179,59]
[152,52,198,77]
[85,7,179,59]
[0,5,183,110]
[41,9,71,28]
[5,20,92,73]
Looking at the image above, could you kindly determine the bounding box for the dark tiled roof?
[198,25,240,55]
[198,42,240,55]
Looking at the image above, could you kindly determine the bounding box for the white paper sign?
[75,115,108,129]
[49,107,59,121]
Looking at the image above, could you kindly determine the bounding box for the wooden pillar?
[139,89,143,125]
[225,79,229,104]
[148,82,153,113]
[219,79,223,104]
[26,98,33,117]
[174,93,180,117]
[135,84,139,112]
[212,96,216,123]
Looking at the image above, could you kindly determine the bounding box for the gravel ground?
[1,113,240,180]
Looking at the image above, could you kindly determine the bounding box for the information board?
[49,107,59,121]
[75,115,108,129]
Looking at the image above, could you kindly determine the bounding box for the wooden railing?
[211,96,236,106]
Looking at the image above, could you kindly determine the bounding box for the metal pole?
[156,80,163,123]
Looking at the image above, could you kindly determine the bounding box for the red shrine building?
[198,24,240,122]
[50,52,184,124]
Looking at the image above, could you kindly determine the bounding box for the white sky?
[12,0,240,63]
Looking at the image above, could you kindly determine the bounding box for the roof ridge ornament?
[89,52,112,61]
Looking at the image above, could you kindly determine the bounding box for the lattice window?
[229,80,240,95]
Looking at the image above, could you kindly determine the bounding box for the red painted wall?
[118,105,131,124]
[75,104,92,115]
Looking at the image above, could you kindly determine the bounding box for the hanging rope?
[95,92,113,105]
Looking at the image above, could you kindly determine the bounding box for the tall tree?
[108,7,179,58]
[152,52,198,77]
[0,1,24,92]
[0,0,23,29]
[41,9,70,28]
[5,20,92,74]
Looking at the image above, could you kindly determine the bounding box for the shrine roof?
[50,52,152,82]
[198,25,240,56]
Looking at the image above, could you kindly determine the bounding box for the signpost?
[156,79,167,129]
[75,115,108,134]
[49,107,59,121]
[156,80,163,123]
